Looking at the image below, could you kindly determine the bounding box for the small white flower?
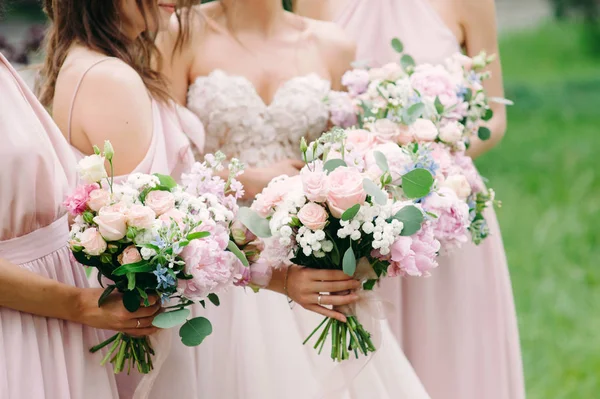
[140,247,156,260]
[322,240,334,252]
[350,230,361,241]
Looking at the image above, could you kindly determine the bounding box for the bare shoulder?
[457,0,497,24]
[79,58,147,99]
[294,0,329,20]
[307,18,356,61]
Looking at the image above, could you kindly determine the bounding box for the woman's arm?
[460,0,507,159]
[0,258,160,336]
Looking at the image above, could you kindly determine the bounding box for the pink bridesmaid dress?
[334,1,526,399]
[0,53,119,398]
[64,57,205,399]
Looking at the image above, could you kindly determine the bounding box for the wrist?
[69,287,92,325]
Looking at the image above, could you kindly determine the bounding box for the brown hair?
[39,0,194,107]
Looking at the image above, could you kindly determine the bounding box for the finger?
[314,279,361,293]
[317,293,359,307]
[124,316,156,330]
[143,295,159,306]
[304,304,347,323]
[122,327,160,337]
[309,269,356,282]
[131,302,162,318]
[288,159,305,169]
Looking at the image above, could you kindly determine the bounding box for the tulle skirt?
[0,215,119,399]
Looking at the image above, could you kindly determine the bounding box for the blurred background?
[1,1,599,398]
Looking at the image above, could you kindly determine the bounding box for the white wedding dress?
[186,69,431,399]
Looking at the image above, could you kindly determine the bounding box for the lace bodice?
[187,70,330,167]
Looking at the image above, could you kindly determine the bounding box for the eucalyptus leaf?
[363,279,377,291]
[237,207,272,238]
[342,247,356,277]
[392,205,424,236]
[323,159,347,173]
[179,317,213,347]
[391,37,404,53]
[97,285,116,307]
[112,260,154,277]
[122,291,140,313]
[363,178,388,205]
[227,241,249,267]
[478,126,491,141]
[402,168,434,199]
[152,309,191,329]
[482,108,494,121]
[154,173,177,190]
[464,88,473,102]
[208,293,220,307]
[341,204,361,221]
[403,102,425,125]
[126,272,136,291]
[400,54,416,71]
[187,231,211,241]
[373,150,389,173]
[434,96,444,114]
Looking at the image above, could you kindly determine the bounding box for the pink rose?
[365,143,412,182]
[127,205,156,229]
[380,62,404,81]
[63,183,99,216]
[145,190,175,216]
[442,174,472,201]
[297,202,328,230]
[79,227,107,256]
[342,69,370,96]
[410,64,460,108]
[231,219,257,246]
[301,163,329,203]
[346,129,376,155]
[326,167,367,218]
[410,118,438,142]
[438,121,463,144]
[422,188,470,250]
[93,206,127,241]
[159,208,186,229]
[371,119,412,145]
[388,222,440,277]
[118,245,142,265]
[87,188,111,212]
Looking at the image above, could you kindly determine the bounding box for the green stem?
[114,339,128,374]
[90,333,119,353]
[331,319,339,361]
[317,319,333,354]
[303,316,329,345]
[99,333,122,366]
[314,318,333,350]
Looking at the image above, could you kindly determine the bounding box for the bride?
[157,1,431,398]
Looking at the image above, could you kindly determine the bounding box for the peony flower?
[345,129,376,155]
[252,176,301,218]
[452,153,486,194]
[79,227,107,256]
[342,69,370,96]
[300,163,329,203]
[63,183,99,216]
[94,205,127,241]
[410,64,460,109]
[77,154,108,184]
[297,202,328,230]
[144,190,175,216]
[409,118,438,142]
[326,166,367,218]
[387,222,440,277]
[249,258,274,288]
[438,121,463,144]
[118,245,142,265]
[126,205,156,229]
[422,188,470,250]
[442,174,472,201]
[87,188,111,212]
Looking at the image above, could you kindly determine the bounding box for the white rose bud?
[77,154,108,184]
[103,140,114,161]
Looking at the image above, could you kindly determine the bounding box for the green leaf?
[482,108,494,121]
[434,96,444,114]
[373,150,389,173]
[186,231,211,241]
[363,178,388,205]
[391,37,404,53]
[463,88,473,102]
[341,204,361,221]
[403,102,425,125]
[122,290,140,313]
[323,159,347,173]
[152,309,190,329]
[97,285,116,307]
[363,279,377,291]
[392,205,424,236]
[342,247,356,277]
[402,168,434,199]
[126,272,136,291]
[478,126,491,141]
[154,173,177,190]
[112,260,153,277]
[400,54,416,71]
[227,241,249,267]
[137,287,150,307]
[179,317,213,347]
[207,293,220,307]
[237,207,272,238]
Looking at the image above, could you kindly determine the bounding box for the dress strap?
[67,57,116,144]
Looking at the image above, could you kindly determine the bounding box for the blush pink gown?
[334,1,526,399]
[64,57,205,399]
[0,53,119,398]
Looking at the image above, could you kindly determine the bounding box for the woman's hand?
[286,265,361,322]
[76,288,162,337]
[241,158,305,198]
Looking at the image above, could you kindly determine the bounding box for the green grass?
[476,22,600,399]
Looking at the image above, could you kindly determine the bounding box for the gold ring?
[136,319,141,328]
[317,294,322,306]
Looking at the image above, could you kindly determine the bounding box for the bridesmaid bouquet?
[327,38,505,248]
[64,142,249,374]
[239,131,439,361]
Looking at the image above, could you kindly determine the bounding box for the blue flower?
[153,264,176,290]
[160,292,171,305]
[150,236,167,250]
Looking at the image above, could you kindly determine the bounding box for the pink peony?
[326,167,367,218]
[300,163,329,203]
[422,188,470,250]
[365,142,412,182]
[145,190,175,216]
[93,205,127,241]
[63,183,99,216]
[118,245,142,265]
[87,188,111,212]
[387,222,440,277]
[410,64,460,108]
[429,143,454,177]
[409,118,438,142]
[297,202,328,231]
[342,69,370,96]
[126,205,156,229]
[452,153,486,194]
[252,176,301,218]
[248,257,274,288]
[79,227,107,256]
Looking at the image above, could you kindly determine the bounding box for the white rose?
[442,175,472,200]
[77,154,108,184]
[438,121,463,144]
[410,118,438,142]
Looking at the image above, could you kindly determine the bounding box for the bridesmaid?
[0,52,164,398]
[295,1,526,399]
